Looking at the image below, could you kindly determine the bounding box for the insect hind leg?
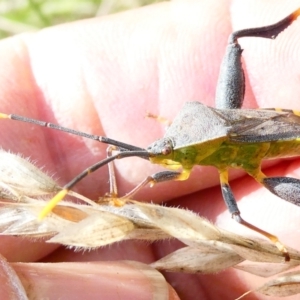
[262,177,300,207]
[251,168,300,206]
[219,169,290,261]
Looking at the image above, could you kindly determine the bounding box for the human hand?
[1,0,300,299]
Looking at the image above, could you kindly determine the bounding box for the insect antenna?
[0,112,151,217]
[0,113,144,152]
[38,149,149,219]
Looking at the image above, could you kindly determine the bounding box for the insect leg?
[260,176,300,207]
[219,169,289,261]
[99,145,130,207]
[146,112,172,126]
[122,170,184,199]
[215,8,300,110]
[106,146,119,198]
[249,169,300,206]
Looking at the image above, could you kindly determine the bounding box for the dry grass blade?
[234,260,300,278]
[236,271,300,299]
[48,211,136,248]
[0,149,60,200]
[125,202,221,243]
[149,235,300,275]
[151,246,244,274]
[256,271,300,297]
[2,151,300,298]
[0,149,97,206]
[0,201,74,237]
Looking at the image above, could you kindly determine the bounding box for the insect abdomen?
[266,139,300,159]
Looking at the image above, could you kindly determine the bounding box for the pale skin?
[1,0,300,299]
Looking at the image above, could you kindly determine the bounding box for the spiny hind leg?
[253,170,300,207]
[219,169,289,260]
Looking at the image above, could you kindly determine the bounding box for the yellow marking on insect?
[219,169,229,184]
[272,108,300,116]
[38,189,69,220]
[292,8,300,20]
[252,170,266,183]
[110,198,127,207]
[146,112,172,126]
[292,110,300,116]
[0,112,10,119]
[146,178,155,188]
[259,107,300,118]
[177,169,191,181]
[240,218,290,261]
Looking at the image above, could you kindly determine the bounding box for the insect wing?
[223,109,300,143]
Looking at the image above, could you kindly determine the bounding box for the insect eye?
[162,145,172,155]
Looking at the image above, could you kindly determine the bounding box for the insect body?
[148,103,300,174]
[1,8,300,260]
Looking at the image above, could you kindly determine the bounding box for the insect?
[1,8,300,261]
